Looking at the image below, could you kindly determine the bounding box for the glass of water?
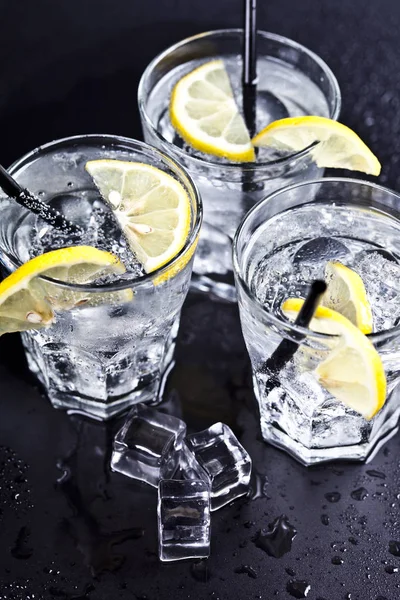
[0,135,202,420]
[139,29,341,300]
[233,178,400,465]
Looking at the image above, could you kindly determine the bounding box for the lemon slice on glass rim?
[85,160,192,275]
[252,116,381,175]
[0,246,129,336]
[169,59,255,163]
[282,298,386,420]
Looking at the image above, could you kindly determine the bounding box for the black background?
[1,1,400,599]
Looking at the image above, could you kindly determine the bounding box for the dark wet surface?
[1,0,400,598]
[0,294,400,599]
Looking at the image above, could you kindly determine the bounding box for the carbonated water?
[240,201,400,463]
[0,138,197,419]
[144,55,330,282]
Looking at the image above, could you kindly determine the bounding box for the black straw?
[0,164,82,236]
[264,280,327,390]
[243,0,257,137]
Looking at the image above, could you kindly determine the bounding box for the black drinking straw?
[264,280,327,391]
[243,0,258,137]
[0,164,82,235]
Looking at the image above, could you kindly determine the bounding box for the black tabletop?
[1,1,400,599]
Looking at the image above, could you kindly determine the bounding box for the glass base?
[260,409,400,466]
[24,339,176,421]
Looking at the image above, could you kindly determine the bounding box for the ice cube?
[177,441,210,482]
[293,237,350,264]
[111,404,186,487]
[355,250,400,331]
[158,479,211,562]
[186,423,252,511]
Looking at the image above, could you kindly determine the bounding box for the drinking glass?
[233,178,400,465]
[0,135,202,420]
[139,29,341,300]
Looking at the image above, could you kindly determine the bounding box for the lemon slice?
[322,261,373,334]
[85,160,191,273]
[170,59,255,162]
[0,246,128,336]
[282,298,386,420]
[252,116,381,175]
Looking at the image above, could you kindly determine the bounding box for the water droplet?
[350,488,368,501]
[325,492,341,503]
[385,565,399,574]
[321,514,330,526]
[366,469,386,479]
[389,541,400,557]
[286,580,311,598]
[249,471,269,500]
[332,556,344,565]
[234,565,258,579]
[286,567,296,576]
[253,515,297,558]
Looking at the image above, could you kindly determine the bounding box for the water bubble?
[286,567,296,576]
[332,556,344,565]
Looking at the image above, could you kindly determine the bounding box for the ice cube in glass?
[111,404,186,487]
[158,479,211,561]
[186,422,252,510]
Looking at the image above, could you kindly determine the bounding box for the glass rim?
[5,133,203,293]
[232,176,400,343]
[138,27,342,172]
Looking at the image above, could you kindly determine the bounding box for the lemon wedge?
[85,160,192,274]
[322,261,373,334]
[170,60,255,162]
[282,298,386,420]
[0,246,128,336]
[252,116,381,175]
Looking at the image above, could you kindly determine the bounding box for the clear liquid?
[151,56,330,164]
[29,189,143,278]
[145,56,330,280]
[0,144,188,419]
[240,202,400,462]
